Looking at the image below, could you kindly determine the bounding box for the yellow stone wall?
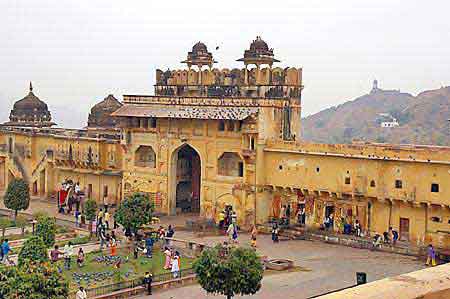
[0,129,123,206]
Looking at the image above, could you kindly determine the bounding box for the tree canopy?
[114,193,153,234]
[0,261,69,299]
[193,244,264,299]
[3,178,30,219]
[35,214,56,248]
[18,235,49,267]
[83,198,98,222]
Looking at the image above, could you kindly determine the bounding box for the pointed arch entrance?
[169,144,201,215]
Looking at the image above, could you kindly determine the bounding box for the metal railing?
[68,268,194,298]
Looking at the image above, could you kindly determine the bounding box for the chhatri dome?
[87,94,122,128]
[237,36,280,67]
[3,82,55,127]
[181,41,217,69]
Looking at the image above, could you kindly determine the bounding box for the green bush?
[194,244,264,299]
[115,193,153,235]
[0,261,68,299]
[3,179,30,220]
[36,215,57,248]
[83,198,98,222]
[18,235,49,267]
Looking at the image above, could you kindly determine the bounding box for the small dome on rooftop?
[250,36,269,52]
[192,42,208,53]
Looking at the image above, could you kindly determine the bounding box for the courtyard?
[138,231,426,299]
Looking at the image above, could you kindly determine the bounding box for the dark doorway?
[399,218,410,241]
[175,145,201,213]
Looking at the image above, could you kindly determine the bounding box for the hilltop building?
[0,38,449,250]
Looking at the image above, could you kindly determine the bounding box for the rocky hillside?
[302,86,450,146]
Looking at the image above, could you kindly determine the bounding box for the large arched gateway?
[169,144,201,215]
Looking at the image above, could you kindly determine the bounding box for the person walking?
[166,225,174,246]
[286,204,291,225]
[50,245,63,263]
[63,241,74,270]
[75,286,87,299]
[74,210,81,228]
[104,211,111,230]
[226,222,235,243]
[218,210,225,230]
[1,239,11,264]
[77,248,85,267]
[143,272,153,295]
[110,238,117,257]
[171,252,180,278]
[99,224,107,250]
[145,233,154,258]
[164,247,171,270]
[271,222,279,243]
[250,225,258,248]
[426,244,437,267]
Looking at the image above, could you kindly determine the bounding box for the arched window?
[370,180,376,187]
[135,146,156,168]
[218,152,244,177]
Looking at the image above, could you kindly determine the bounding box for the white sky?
[1,0,449,128]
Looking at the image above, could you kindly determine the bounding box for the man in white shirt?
[76,286,87,299]
[63,242,74,270]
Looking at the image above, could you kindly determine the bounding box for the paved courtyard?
[139,231,425,299]
[0,200,426,298]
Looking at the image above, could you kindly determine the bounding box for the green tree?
[18,235,49,267]
[83,198,97,237]
[0,217,10,238]
[15,215,29,237]
[3,178,30,220]
[114,193,153,236]
[35,215,56,247]
[0,261,68,299]
[193,244,264,299]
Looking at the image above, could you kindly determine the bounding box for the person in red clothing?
[50,245,63,263]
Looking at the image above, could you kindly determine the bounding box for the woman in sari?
[164,247,171,270]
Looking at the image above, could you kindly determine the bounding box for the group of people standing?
[50,242,85,270]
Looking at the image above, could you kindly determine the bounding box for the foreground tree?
[18,235,49,267]
[83,198,97,236]
[3,178,30,220]
[193,244,264,299]
[114,193,153,236]
[35,214,56,247]
[0,261,69,299]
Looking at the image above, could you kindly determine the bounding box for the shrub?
[0,261,68,298]
[83,198,97,223]
[18,235,49,266]
[194,244,264,299]
[114,193,153,235]
[36,215,57,247]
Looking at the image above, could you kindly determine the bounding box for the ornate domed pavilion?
[237,36,280,67]
[181,41,217,69]
[3,82,55,127]
[87,94,122,128]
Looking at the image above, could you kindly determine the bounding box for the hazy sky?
[1,0,449,128]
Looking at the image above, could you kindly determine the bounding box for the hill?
[302,85,450,146]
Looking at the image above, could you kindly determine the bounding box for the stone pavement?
[136,232,426,299]
[0,198,74,223]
